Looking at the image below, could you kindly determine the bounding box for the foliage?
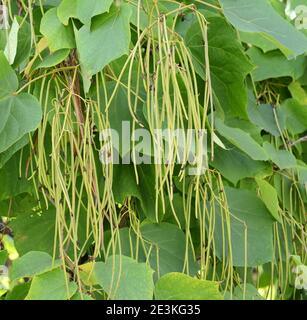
[0,0,306,300]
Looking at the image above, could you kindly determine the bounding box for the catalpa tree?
[0,0,306,301]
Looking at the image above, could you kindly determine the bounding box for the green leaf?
[225,118,263,141]
[256,178,281,222]
[4,17,19,65]
[225,283,264,300]
[34,0,61,5]
[70,292,94,300]
[89,255,154,300]
[247,48,306,81]
[0,250,8,265]
[96,82,136,158]
[13,17,32,67]
[0,52,18,99]
[112,164,142,204]
[10,208,56,256]
[0,135,29,169]
[40,8,75,52]
[211,146,269,184]
[219,0,307,58]
[213,187,274,267]
[34,49,70,70]
[248,102,285,137]
[0,30,7,51]
[5,282,31,300]
[0,194,37,218]
[155,272,223,300]
[215,118,268,161]
[0,52,42,153]
[274,174,297,212]
[103,228,147,262]
[163,193,198,229]
[0,94,42,153]
[185,17,253,118]
[288,81,307,105]
[239,31,278,53]
[297,165,307,188]
[11,201,90,258]
[75,4,132,90]
[137,165,163,222]
[280,99,307,135]
[141,222,199,277]
[270,0,287,17]
[263,142,297,170]
[10,251,61,282]
[0,154,32,201]
[57,0,113,26]
[106,164,159,222]
[26,267,77,300]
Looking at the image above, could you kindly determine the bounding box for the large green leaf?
[297,165,307,189]
[4,17,19,65]
[96,82,135,158]
[289,81,307,105]
[57,0,113,25]
[0,52,18,99]
[247,48,306,81]
[219,0,307,58]
[155,272,223,300]
[0,94,42,153]
[0,154,32,201]
[0,52,42,153]
[105,164,160,222]
[137,165,164,222]
[112,164,142,204]
[103,227,147,262]
[213,187,275,267]
[280,99,307,135]
[263,142,297,170]
[0,136,28,169]
[10,251,60,282]
[40,8,75,51]
[225,283,264,300]
[163,193,198,230]
[141,222,199,277]
[239,31,278,53]
[215,118,268,161]
[34,49,70,70]
[185,17,253,118]
[13,17,32,67]
[248,102,285,137]
[10,208,56,256]
[0,194,38,219]
[256,178,281,222]
[75,4,132,90]
[26,267,77,300]
[211,146,269,184]
[0,30,7,51]
[34,0,61,5]
[3,16,32,68]
[88,255,154,300]
[5,283,31,300]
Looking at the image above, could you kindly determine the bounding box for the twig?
[289,135,307,147]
